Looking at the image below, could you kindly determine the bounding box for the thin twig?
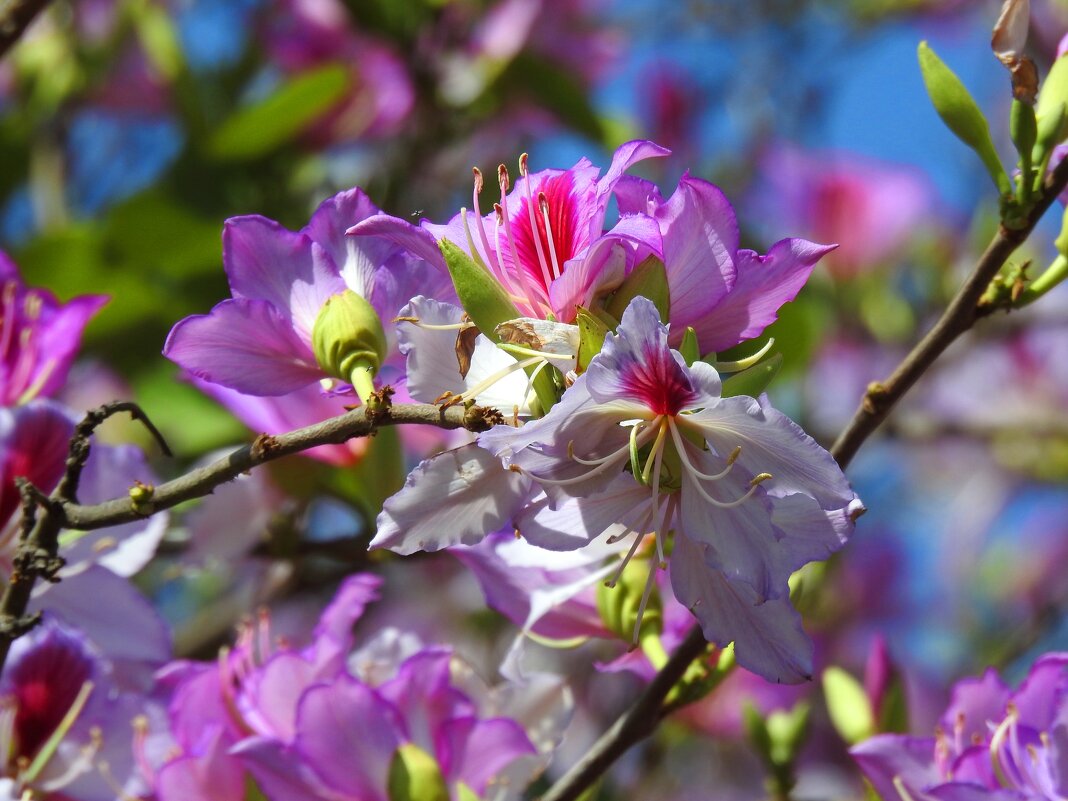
[830,154,1068,469]
[0,0,52,59]
[0,398,498,672]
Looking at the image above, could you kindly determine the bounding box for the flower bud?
[1038,56,1068,145]
[822,665,875,744]
[312,290,387,403]
[387,743,449,801]
[596,552,662,643]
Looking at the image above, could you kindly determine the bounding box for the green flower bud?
[822,666,875,745]
[596,552,663,645]
[1038,56,1068,145]
[575,307,610,374]
[605,255,671,323]
[312,290,387,404]
[387,743,449,801]
[917,42,1011,196]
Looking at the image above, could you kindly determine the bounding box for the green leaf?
[575,307,610,373]
[679,327,700,366]
[917,42,1011,195]
[440,239,557,412]
[207,65,350,160]
[720,353,783,398]
[823,666,875,745]
[605,255,671,322]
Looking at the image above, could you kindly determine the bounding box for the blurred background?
[4,0,1068,798]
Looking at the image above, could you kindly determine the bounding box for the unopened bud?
[597,552,662,643]
[387,743,449,801]
[312,290,387,404]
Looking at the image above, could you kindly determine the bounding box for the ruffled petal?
[373,444,532,554]
[348,213,448,271]
[850,734,941,801]
[690,238,834,352]
[770,493,863,571]
[669,533,812,683]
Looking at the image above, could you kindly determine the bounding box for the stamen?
[22,681,95,783]
[131,715,153,784]
[453,355,543,407]
[518,358,549,413]
[687,475,766,510]
[0,281,18,362]
[518,154,555,291]
[393,317,475,332]
[14,356,58,405]
[604,529,646,589]
[497,343,575,362]
[631,554,660,646]
[705,338,776,373]
[494,205,543,314]
[641,419,669,486]
[571,426,645,466]
[497,169,551,311]
[22,293,41,321]
[525,426,658,486]
[539,192,564,280]
[649,437,668,568]
[892,776,919,801]
[471,168,505,276]
[667,420,772,507]
[8,327,38,399]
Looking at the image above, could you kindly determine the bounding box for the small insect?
[410,209,424,218]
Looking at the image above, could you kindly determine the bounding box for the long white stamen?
[394,318,475,331]
[604,530,645,589]
[539,192,564,280]
[571,424,647,466]
[519,358,549,411]
[458,356,543,405]
[464,205,527,305]
[497,168,551,310]
[649,438,667,568]
[498,343,575,362]
[641,419,669,486]
[687,473,767,509]
[524,426,658,486]
[495,209,543,315]
[23,681,95,783]
[471,168,504,274]
[631,553,661,645]
[667,420,740,481]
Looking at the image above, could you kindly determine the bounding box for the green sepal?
[245,777,270,801]
[917,42,1011,196]
[822,666,875,745]
[387,744,450,801]
[575,307,610,373]
[879,676,910,735]
[606,255,671,322]
[1038,56,1068,145]
[456,784,481,801]
[719,353,783,398]
[679,327,700,366]
[440,239,557,412]
[1011,100,1038,203]
[765,702,811,767]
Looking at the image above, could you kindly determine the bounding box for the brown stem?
[0,0,51,59]
[830,154,1068,469]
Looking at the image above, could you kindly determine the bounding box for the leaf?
[822,666,875,745]
[575,307,610,373]
[207,65,350,160]
[720,354,782,398]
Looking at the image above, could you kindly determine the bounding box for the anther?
[498,164,510,192]
[472,167,484,195]
[749,472,773,487]
[519,153,529,177]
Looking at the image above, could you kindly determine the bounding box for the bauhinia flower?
[152,573,571,801]
[164,188,454,405]
[473,297,863,682]
[852,653,1068,800]
[0,252,107,407]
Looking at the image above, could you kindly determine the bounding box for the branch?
[830,155,1068,469]
[0,397,498,672]
[0,0,51,59]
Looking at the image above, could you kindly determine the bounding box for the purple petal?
[928,785,1024,801]
[372,444,532,554]
[232,736,341,801]
[239,652,316,742]
[156,727,245,801]
[0,401,73,528]
[348,213,447,271]
[309,573,383,669]
[669,534,812,683]
[613,175,664,216]
[165,298,322,395]
[770,493,863,571]
[1009,653,1068,731]
[304,187,386,296]
[293,676,402,800]
[940,668,1011,747]
[594,140,671,222]
[850,734,941,801]
[655,174,738,331]
[29,565,170,689]
[30,293,109,401]
[223,216,346,339]
[514,478,649,551]
[677,444,786,599]
[439,716,536,792]
[379,649,472,756]
[687,395,855,509]
[548,238,627,323]
[690,238,834,352]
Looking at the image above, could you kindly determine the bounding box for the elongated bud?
[596,552,662,642]
[918,42,1012,196]
[1038,56,1068,145]
[822,666,875,744]
[387,743,449,801]
[312,290,387,404]
[1011,100,1038,158]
